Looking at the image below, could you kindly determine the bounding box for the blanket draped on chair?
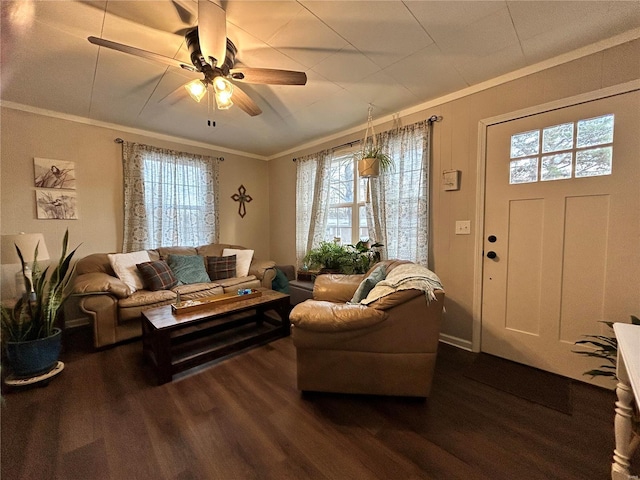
[361,263,444,305]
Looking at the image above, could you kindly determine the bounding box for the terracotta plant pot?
[358,157,380,178]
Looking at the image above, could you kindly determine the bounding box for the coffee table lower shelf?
[142,290,290,385]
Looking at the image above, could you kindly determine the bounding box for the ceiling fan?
[87,0,307,117]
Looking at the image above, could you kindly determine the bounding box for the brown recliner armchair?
[289,260,445,397]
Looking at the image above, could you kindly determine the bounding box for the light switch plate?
[455,220,471,235]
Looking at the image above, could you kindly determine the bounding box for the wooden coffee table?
[141,288,290,385]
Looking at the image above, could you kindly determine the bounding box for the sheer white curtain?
[122,141,220,252]
[366,120,431,266]
[295,149,333,268]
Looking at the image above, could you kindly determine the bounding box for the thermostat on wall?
[442,170,460,191]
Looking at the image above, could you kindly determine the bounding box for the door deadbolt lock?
[488,235,497,243]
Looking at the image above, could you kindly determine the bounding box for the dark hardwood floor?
[1,326,634,480]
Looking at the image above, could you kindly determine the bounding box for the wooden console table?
[142,288,290,385]
[612,323,640,480]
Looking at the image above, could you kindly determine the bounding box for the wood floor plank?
[2,326,637,480]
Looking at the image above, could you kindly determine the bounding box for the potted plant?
[356,146,393,178]
[303,241,353,274]
[1,230,79,378]
[303,240,384,275]
[344,240,384,274]
[573,315,640,379]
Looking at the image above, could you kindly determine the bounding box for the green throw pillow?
[167,254,210,285]
[350,264,386,303]
[272,268,290,294]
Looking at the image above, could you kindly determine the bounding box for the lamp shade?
[1,233,50,264]
[184,79,207,103]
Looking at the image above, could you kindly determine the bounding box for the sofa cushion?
[119,289,176,309]
[108,250,151,293]
[173,282,224,299]
[156,246,198,259]
[350,264,386,303]
[207,255,237,280]
[137,260,179,291]
[214,275,257,289]
[167,254,210,284]
[223,248,253,277]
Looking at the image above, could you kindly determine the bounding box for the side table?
[289,279,314,306]
[612,323,640,479]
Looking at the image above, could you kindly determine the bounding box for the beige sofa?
[289,260,445,397]
[72,244,276,348]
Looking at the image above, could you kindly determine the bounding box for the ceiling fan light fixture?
[185,79,207,103]
[213,76,234,110]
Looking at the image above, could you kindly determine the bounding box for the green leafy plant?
[303,240,384,275]
[573,315,640,379]
[355,146,394,172]
[1,230,79,342]
[346,240,384,274]
[303,241,353,273]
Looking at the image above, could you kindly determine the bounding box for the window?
[325,150,369,245]
[295,119,431,267]
[122,142,219,252]
[509,114,614,184]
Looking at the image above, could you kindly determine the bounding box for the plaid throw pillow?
[207,255,237,281]
[136,260,179,291]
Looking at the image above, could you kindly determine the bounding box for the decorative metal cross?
[231,184,252,218]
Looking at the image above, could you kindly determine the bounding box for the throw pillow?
[207,255,237,280]
[167,254,210,284]
[136,260,179,291]
[108,250,151,293]
[222,248,254,277]
[350,264,386,304]
[272,268,290,294]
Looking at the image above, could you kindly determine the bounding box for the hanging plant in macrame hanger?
[357,104,393,178]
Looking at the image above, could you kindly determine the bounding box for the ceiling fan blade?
[231,85,262,117]
[229,68,307,86]
[88,36,197,72]
[198,0,227,67]
[171,0,197,25]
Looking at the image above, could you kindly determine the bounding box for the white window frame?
[325,148,368,245]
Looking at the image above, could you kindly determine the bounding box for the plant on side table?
[1,230,79,380]
[303,240,384,275]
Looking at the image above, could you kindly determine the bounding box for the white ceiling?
[1,1,639,158]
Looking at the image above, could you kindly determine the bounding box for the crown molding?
[0,101,269,161]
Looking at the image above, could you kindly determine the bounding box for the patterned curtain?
[295,149,333,268]
[122,141,220,252]
[366,120,431,266]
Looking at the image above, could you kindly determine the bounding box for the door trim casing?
[471,79,640,353]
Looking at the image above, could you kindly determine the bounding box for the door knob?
[486,251,497,259]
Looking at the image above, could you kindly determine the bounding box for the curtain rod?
[292,114,443,161]
[114,138,224,161]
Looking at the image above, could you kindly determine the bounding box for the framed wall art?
[34,158,76,190]
[35,190,78,220]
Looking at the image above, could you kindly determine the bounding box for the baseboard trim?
[439,334,473,351]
